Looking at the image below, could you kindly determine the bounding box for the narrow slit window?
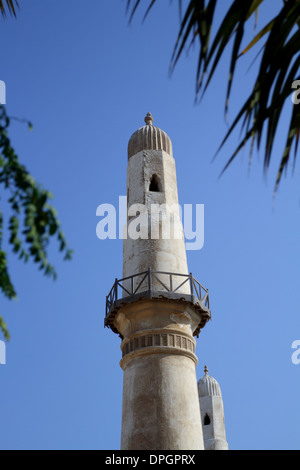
[204,414,211,426]
[149,175,161,192]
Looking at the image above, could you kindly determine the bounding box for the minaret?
[105,113,211,450]
[198,366,229,451]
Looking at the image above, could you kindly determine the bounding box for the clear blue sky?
[0,0,299,450]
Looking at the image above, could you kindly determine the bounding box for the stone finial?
[204,365,209,375]
[144,112,154,126]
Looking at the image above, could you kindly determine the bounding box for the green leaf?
[0,316,10,341]
[0,104,73,339]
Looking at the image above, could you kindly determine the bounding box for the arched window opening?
[149,174,161,192]
[204,414,211,426]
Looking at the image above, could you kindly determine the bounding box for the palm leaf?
[238,18,276,58]
[0,0,19,18]
[170,0,217,95]
[0,316,9,340]
[127,0,300,194]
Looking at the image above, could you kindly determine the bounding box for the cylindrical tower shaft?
[116,299,204,450]
[123,115,189,296]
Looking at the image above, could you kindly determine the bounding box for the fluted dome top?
[198,366,222,398]
[128,113,173,159]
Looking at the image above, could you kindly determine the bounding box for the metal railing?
[105,268,210,321]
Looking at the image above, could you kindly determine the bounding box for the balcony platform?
[105,269,211,338]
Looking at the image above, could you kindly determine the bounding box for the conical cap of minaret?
[198,367,229,451]
[198,366,223,398]
[123,113,189,292]
[128,113,173,159]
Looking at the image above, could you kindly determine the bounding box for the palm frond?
[218,1,300,192]
[0,0,19,18]
[127,0,300,194]
[0,316,10,341]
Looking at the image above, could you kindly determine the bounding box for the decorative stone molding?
[120,330,197,369]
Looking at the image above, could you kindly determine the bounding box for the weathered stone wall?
[123,149,189,295]
[116,299,205,450]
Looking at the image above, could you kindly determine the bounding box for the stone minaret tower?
[105,113,211,450]
[198,366,229,450]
